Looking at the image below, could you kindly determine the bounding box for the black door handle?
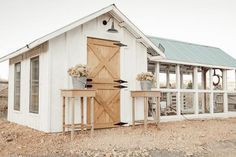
[114,79,128,83]
[87,78,93,82]
[86,84,93,88]
[114,85,127,89]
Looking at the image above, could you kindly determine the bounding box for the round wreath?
[213,74,221,86]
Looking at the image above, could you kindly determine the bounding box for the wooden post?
[194,66,199,114]
[176,64,181,116]
[62,96,65,134]
[209,69,214,114]
[71,97,75,140]
[155,62,160,89]
[223,69,228,113]
[156,97,160,124]
[202,69,207,113]
[144,97,148,130]
[235,70,236,91]
[90,97,94,136]
[81,97,84,131]
[132,97,135,127]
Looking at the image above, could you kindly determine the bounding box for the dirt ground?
[1,117,236,157]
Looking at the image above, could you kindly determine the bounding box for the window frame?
[14,62,21,111]
[29,56,40,114]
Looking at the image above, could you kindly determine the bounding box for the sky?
[0,0,236,80]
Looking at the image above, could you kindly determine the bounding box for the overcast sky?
[0,0,236,79]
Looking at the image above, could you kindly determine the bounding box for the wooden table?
[61,89,96,140]
[130,91,160,130]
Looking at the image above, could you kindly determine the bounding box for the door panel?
[87,38,120,128]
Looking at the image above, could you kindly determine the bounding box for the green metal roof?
[148,36,236,68]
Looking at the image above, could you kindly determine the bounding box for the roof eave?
[150,57,236,70]
[0,4,115,63]
[0,4,166,63]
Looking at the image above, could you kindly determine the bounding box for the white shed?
[1,4,236,133]
[1,4,164,132]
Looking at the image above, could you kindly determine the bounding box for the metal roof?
[148,36,236,69]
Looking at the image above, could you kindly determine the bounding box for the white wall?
[8,51,50,132]
[49,13,148,132]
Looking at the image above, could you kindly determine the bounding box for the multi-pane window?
[30,57,39,113]
[14,63,21,111]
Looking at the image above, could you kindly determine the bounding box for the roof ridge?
[147,35,220,49]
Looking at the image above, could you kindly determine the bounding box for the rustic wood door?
[87,38,120,129]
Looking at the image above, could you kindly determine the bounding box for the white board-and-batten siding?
[49,14,147,132]
[8,47,50,132]
[8,13,148,132]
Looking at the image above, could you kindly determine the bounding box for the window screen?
[29,57,39,113]
[14,62,21,111]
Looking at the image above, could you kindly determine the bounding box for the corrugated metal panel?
[148,36,236,68]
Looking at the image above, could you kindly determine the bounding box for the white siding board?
[48,14,148,131]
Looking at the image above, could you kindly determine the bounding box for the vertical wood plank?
[62,96,65,134]
[132,97,135,127]
[71,97,75,140]
[81,97,84,131]
[91,97,94,136]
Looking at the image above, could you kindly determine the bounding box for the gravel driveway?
[1,117,236,157]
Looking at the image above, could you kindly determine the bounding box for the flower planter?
[72,76,87,89]
[140,80,152,91]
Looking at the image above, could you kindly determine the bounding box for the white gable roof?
[0,4,165,62]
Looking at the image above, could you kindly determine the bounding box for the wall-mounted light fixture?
[102,17,118,33]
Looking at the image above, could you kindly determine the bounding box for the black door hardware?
[85,84,93,88]
[113,42,127,47]
[114,79,128,83]
[87,78,93,82]
[114,85,127,89]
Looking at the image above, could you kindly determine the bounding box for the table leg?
[62,96,65,134]
[71,97,75,140]
[155,97,158,125]
[144,97,148,130]
[81,97,84,132]
[91,97,94,136]
[157,97,160,123]
[132,97,135,127]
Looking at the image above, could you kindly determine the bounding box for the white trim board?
[151,58,236,70]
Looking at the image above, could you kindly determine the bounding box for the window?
[30,57,39,113]
[14,63,21,111]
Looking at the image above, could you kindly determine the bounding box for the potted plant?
[68,64,88,89]
[136,72,155,90]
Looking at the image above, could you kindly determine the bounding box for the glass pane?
[199,93,210,114]
[160,92,177,116]
[214,93,224,113]
[30,57,39,114]
[228,93,236,111]
[14,63,21,111]
[160,64,176,89]
[181,66,193,89]
[181,92,194,114]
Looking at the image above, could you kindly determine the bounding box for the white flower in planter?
[136,72,155,82]
[68,64,89,89]
[136,72,156,90]
[68,64,88,78]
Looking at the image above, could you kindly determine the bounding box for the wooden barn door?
[87,38,120,129]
